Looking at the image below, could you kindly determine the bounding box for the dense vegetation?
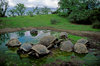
[0,0,100,30]
[0,0,8,17]
[57,0,100,29]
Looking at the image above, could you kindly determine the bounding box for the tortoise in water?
[60,32,68,39]
[17,43,33,54]
[76,38,90,47]
[30,28,38,35]
[29,44,50,57]
[74,43,88,53]
[39,35,58,49]
[60,40,73,52]
[6,38,21,47]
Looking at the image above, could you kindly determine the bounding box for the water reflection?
[18,30,51,44]
[9,33,19,39]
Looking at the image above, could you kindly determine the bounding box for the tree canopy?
[0,0,8,17]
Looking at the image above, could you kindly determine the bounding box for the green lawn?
[0,14,100,31]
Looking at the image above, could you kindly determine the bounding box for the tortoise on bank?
[39,35,58,49]
[74,43,88,54]
[30,29,38,35]
[6,38,21,47]
[60,32,68,39]
[60,40,74,52]
[29,44,50,57]
[76,38,90,47]
[17,43,33,54]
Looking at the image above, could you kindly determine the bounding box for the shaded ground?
[0,27,100,41]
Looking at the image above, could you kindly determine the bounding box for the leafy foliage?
[68,10,93,24]
[92,20,100,29]
[8,9,16,17]
[0,0,8,17]
[14,3,26,16]
[58,0,100,28]
[41,7,51,15]
[27,11,34,17]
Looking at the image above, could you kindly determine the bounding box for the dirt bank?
[0,27,100,40]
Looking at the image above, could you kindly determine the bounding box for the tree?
[58,0,79,16]
[41,7,51,15]
[14,3,26,16]
[58,0,100,27]
[32,6,40,15]
[9,9,16,17]
[27,11,33,17]
[58,0,100,16]
[0,0,8,17]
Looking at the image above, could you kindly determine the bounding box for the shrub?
[50,18,59,24]
[92,20,100,29]
[0,19,2,22]
[68,10,93,24]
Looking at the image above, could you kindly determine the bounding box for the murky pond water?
[0,30,99,66]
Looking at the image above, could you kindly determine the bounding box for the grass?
[0,14,100,31]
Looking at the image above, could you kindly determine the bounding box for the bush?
[92,20,100,29]
[68,10,93,24]
[68,8,100,25]
[0,19,2,22]
[50,18,59,24]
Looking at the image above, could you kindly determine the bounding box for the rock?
[60,40,73,52]
[6,38,21,47]
[39,35,58,49]
[60,32,68,39]
[74,43,88,53]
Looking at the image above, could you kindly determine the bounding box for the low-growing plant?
[50,18,59,24]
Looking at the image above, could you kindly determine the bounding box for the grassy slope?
[0,14,100,31]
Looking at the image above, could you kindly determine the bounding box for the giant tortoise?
[29,44,50,57]
[6,38,21,47]
[39,35,58,49]
[74,43,88,53]
[60,32,68,39]
[30,28,38,36]
[76,38,90,47]
[60,40,73,52]
[17,43,33,54]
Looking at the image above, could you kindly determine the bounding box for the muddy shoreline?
[0,27,100,40]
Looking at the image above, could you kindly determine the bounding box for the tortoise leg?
[35,53,39,58]
[47,44,53,49]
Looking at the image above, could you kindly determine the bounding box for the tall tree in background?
[14,3,26,16]
[58,0,79,16]
[41,7,51,15]
[0,0,8,17]
[9,9,16,17]
[58,0,100,16]
[58,0,100,28]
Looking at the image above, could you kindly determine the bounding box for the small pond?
[0,30,100,66]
